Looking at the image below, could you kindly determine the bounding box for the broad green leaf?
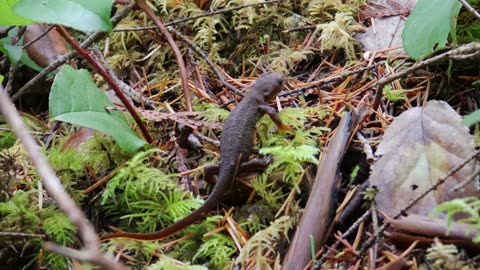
[14,0,113,33]
[402,0,462,60]
[19,50,43,72]
[0,0,35,25]
[462,109,480,127]
[0,74,4,83]
[49,66,147,153]
[0,39,22,64]
[0,31,45,71]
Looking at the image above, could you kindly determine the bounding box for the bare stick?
[281,64,377,96]
[459,0,480,20]
[372,42,480,111]
[0,85,126,270]
[167,26,244,96]
[113,0,280,32]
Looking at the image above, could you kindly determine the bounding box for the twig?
[11,0,136,101]
[459,0,480,20]
[5,64,18,95]
[91,46,154,109]
[280,64,377,96]
[0,231,45,238]
[55,26,153,143]
[372,42,480,111]
[0,85,126,270]
[283,24,317,33]
[312,210,372,269]
[22,24,56,49]
[167,26,244,96]
[0,127,50,136]
[113,0,280,32]
[136,0,192,112]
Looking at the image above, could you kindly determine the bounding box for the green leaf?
[0,38,22,64]
[402,0,462,60]
[0,0,35,25]
[462,109,480,127]
[49,65,147,153]
[383,85,406,102]
[13,0,113,33]
[20,49,43,72]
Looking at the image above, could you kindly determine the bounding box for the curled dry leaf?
[24,24,68,68]
[370,100,480,217]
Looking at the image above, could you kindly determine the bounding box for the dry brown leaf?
[24,24,68,68]
[356,0,416,54]
[370,100,479,217]
[358,0,411,21]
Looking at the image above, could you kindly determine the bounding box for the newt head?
[251,73,285,101]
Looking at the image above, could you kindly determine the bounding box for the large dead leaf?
[24,24,67,68]
[356,0,416,53]
[370,100,479,217]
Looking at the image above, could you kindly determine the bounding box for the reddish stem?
[136,0,192,112]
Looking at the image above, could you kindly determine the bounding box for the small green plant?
[253,107,327,207]
[432,196,480,243]
[147,256,208,270]
[101,149,204,231]
[0,190,76,269]
[193,233,236,268]
[195,103,230,124]
[383,85,407,103]
[425,238,475,270]
[234,216,295,269]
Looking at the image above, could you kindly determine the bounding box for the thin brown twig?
[459,0,480,20]
[0,231,45,238]
[372,42,480,111]
[11,0,136,101]
[22,24,56,49]
[167,26,244,96]
[0,85,126,270]
[113,0,280,32]
[90,45,154,108]
[280,64,377,97]
[312,210,372,269]
[55,26,153,143]
[136,0,192,112]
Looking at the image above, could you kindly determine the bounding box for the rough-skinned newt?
[101,73,287,241]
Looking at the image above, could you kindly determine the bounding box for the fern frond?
[161,191,204,222]
[193,233,236,268]
[42,211,76,246]
[315,12,364,59]
[425,238,474,270]
[147,256,208,270]
[235,216,295,269]
[305,0,352,21]
[195,103,230,124]
[432,196,480,243]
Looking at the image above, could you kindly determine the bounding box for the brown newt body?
[101,73,286,241]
